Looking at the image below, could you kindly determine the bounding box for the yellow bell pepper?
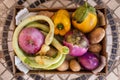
[72,2,97,33]
[52,9,71,36]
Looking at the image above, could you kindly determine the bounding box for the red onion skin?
[78,52,99,70]
[19,27,45,54]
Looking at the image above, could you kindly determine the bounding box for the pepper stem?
[57,23,64,30]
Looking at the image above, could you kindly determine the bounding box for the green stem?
[57,23,64,30]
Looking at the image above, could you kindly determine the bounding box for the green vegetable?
[27,22,69,54]
[12,16,69,70]
[41,31,69,54]
[46,54,66,70]
[35,52,62,68]
[26,22,49,32]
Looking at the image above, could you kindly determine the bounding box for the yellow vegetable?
[52,9,71,36]
[72,2,97,33]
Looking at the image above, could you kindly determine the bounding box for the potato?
[89,28,105,44]
[70,59,81,72]
[97,10,106,26]
[89,44,102,53]
[57,60,69,71]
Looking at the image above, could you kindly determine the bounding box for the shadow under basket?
[12,6,108,76]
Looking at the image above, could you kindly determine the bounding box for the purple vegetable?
[19,27,44,54]
[63,29,89,56]
[78,52,99,70]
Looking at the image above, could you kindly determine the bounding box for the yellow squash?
[52,9,71,36]
[72,2,97,33]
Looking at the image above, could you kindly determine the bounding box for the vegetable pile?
[12,2,106,74]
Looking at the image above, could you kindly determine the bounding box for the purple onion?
[78,52,99,70]
[63,29,89,56]
[19,27,44,54]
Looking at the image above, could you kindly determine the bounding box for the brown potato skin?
[57,60,69,71]
[88,44,102,53]
[70,59,81,72]
[89,28,105,44]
